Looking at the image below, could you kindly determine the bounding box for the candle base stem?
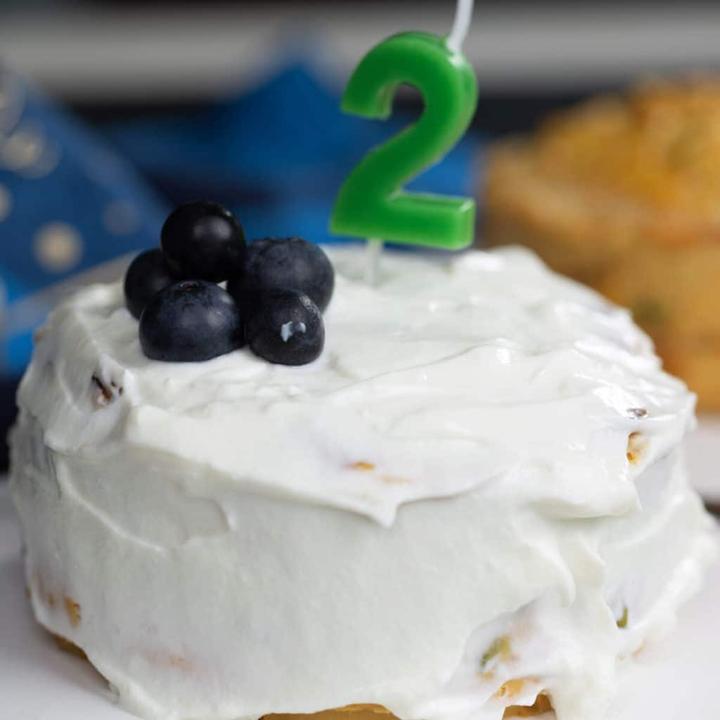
[365,238,384,286]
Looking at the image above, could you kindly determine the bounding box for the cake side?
[9,245,716,720]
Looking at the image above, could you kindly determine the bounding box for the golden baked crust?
[51,634,555,719]
[264,697,554,720]
[50,631,87,660]
[484,78,720,408]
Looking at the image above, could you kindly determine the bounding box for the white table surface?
[2,417,719,719]
[686,415,720,504]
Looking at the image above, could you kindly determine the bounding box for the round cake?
[9,243,716,720]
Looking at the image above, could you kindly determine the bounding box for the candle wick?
[447,0,474,53]
[365,238,383,286]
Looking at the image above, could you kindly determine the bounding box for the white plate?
[2,417,720,719]
[686,414,720,504]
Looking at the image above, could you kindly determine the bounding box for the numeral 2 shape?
[330,32,478,250]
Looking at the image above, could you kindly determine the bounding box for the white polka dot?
[22,141,60,179]
[34,223,83,273]
[2,124,44,171]
[103,201,139,236]
[0,184,11,222]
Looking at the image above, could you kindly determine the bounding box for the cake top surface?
[20,244,693,525]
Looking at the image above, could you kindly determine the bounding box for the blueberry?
[230,237,334,312]
[124,249,179,319]
[246,290,324,366]
[161,201,246,282]
[139,280,244,362]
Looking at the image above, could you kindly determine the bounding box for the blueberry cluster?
[124,201,334,365]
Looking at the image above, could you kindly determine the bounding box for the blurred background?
[1,0,720,469]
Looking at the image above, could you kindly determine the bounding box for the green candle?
[330,31,478,250]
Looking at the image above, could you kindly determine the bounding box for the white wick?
[446,0,474,53]
[365,238,383,286]
[363,0,474,287]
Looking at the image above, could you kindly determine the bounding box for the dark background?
[5,1,720,134]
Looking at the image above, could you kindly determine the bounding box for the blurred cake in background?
[484,78,720,409]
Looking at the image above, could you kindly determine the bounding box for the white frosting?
[9,245,717,720]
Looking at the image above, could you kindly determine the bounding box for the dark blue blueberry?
[161,201,246,282]
[230,237,334,312]
[246,290,324,366]
[124,249,180,319]
[139,280,244,362]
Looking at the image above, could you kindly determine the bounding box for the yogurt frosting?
[9,245,717,720]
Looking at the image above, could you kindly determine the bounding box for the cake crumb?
[495,678,526,700]
[626,432,648,464]
[380,475,410,485]
[616,606,629,629]
[51,632,87,659]
[64,596,81,627]
[503,693,553,718]
[480,635,513,670]
[91,375,114,407]
[347,461,410,484]
[144,649,195,673]
[633,641,648,659]
[35,575,56,608]
[168,654,192,671]
[348,461,376,472]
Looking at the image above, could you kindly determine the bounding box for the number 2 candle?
[331,2,478,251]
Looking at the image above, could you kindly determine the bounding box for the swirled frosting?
[15,246,697,523]
[10,245,716,720]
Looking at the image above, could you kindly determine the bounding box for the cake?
[9,203,716,720]
[483,78,720,409]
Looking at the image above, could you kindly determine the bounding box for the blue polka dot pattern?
[0,61,478,376]
[0,67,167,373]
